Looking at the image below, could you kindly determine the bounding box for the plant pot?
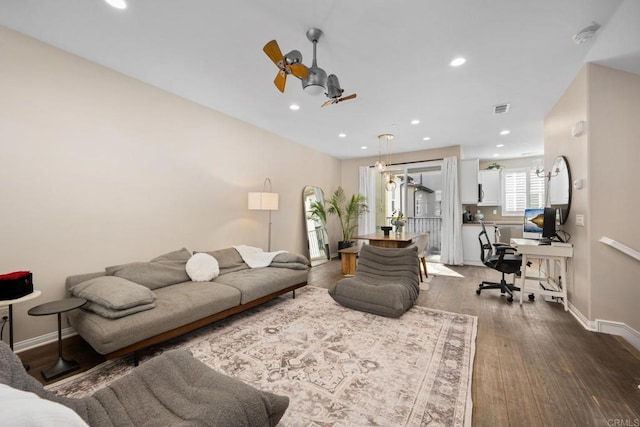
[337,241,355,259]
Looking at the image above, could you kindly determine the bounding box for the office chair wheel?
[476,289,481,295]
[507,295,514,302]
[528,293,535,301]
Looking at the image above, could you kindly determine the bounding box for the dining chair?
[408,233,429,282]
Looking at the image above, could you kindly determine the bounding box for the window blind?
[502,168,545,215]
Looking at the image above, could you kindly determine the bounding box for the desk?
[0,290,42,350]
[510,238,573,311]
[354,231,420,248]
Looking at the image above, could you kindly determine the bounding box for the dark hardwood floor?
[18,259,640,426]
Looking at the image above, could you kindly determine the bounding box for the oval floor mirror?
[303,186,330,266]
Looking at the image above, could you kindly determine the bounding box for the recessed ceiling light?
[496,144,504,148]
[361,146,368,150]
[422,137,431,141]
[338,133,347,138]
[289,104,300,111]
[411,119,420,125]
[493,153,500,157]
[105,0,127,9]
[500,130,510,135]
[450,57,466,67]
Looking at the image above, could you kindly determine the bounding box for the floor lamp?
[248,178,279,251]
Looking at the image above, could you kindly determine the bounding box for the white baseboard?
[569,302,640,351]
[11,327,77,354]
[595,319,640,350]
[568,302,597,331]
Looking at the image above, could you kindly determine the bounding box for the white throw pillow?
[0,384,89,426]
[186,252,220,281]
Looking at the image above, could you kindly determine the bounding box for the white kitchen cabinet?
[478,170,501,206]
[462,224,495,266]
[460,159,479,204]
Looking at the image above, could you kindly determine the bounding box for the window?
[502,168,545,216]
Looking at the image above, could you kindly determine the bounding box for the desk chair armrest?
[494,244,517,254]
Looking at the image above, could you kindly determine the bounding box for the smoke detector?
[572,21,601,44]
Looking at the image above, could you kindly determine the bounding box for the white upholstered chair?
[409,233,429,282]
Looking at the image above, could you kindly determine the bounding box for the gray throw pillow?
[70,276,156,310]
[196,248,249,274]
[269,262,309,270]
[105,248,192,289]
[82,301,156,319]
[150,248,192,263]
[272,252,310,265]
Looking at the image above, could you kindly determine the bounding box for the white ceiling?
[2,0,638,161]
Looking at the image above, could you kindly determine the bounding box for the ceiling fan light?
[303,83,325,96]
[302,67,327,96]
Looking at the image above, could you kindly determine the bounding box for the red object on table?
[0,271,30,280]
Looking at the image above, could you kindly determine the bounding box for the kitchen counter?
[463,220,523,225]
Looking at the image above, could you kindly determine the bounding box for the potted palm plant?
[326,187,368,253]
[308,200,327,229]
[307,200,330,260]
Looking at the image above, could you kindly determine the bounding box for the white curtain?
[358,166,376,237]
[441,156,464,265]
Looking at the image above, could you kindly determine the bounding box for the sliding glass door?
[378,160,443,262]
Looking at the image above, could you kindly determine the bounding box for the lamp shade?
[248,192,279,211]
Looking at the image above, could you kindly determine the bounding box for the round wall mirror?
[303,186,330,266]
[548,156,571,224]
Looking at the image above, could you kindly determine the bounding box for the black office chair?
[475,221,532,303]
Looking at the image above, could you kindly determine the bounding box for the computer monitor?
[523,207,557,244]
[541,207,557,245]
[523,208,544,240]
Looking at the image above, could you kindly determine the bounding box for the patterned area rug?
[48,286,477,426]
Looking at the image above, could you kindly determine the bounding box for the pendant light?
[378,134,396,191]
[374,134,389,171]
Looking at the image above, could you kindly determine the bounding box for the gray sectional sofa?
[65,247,308,360]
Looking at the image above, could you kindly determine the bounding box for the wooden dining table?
[354,231,421,248]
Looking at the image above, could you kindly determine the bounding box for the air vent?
[493,103,510,115]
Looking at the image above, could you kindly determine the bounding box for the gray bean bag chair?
[329,244,420,318]
[0,341,288,426]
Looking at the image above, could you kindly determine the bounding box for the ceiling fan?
[321,74,357,107]
[263,40,309,93]
[263,28,356,107]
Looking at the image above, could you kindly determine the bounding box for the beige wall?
[588,64,640,330]
[545,63,640,331]
[544,66,591,315]
[0,26,341,345]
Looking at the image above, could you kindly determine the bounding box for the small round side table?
[28,297,87,381]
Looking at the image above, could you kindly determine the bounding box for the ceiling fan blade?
[339,93,357,102]
[263,40,284,66]
[289,63,309,79]
[322,93,356,107]
[274,71,287,93]
[321,98,336,107]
